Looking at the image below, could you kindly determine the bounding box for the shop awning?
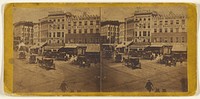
[30,45,39,49]
[129,45,148,49]
[149,45,163,48]
[172,45,187,52]
[86,44,100,52]
[44,46,62,50]
[63,45,77,48]
[116,44,126,48]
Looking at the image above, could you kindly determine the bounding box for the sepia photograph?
[11,4,189,93]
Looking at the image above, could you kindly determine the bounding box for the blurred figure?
[60,80,68,92]
[145,80,154,92]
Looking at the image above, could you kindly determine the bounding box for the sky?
[13,6,187,23]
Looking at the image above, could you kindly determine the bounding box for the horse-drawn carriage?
[37,58,55,70]
[29,54,37,64]
[18,51,26,59]
[123,56,141,69]
[76,56,90,67]
[56,52,69,61]
[115,53,123,63]
[160,55,176,66]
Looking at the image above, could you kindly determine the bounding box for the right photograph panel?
[101,6,187,92]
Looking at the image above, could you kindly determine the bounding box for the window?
[84,29,87,33]
[57,25,60,29]
[148,31,150,36]
[159,21,162,25]
[154,21,157,25]
[135,31,137,36]
[79,21,82,26]
[182,28,185,31]
[62,32,64,37]
[74,29,76,34]
[182,19,185,24]
[96,20,100,25]
[148,18,150,21]
[154,29,157,33]
[159,28,162,32]
[182,37,184,43]
[143,31,147,36]
[90,21,93,25]
[144,18,146,21]
[62,24,64,29]
[53,32,55,37]
[160,37,162,42]
[57,32,61,37]
[165,21,168,25]
[176,20,179,24]
[49,32,51,37]
[176,37,179,42]
[62,19,64,21]
[165,28,168,33]
[79,29,82,34]
[58,19,60,22]
[170,20,173,24]
[68,29,71,34]
[84,21,87,25]
[170,28,173,32]
[170,37,173,42]
[139,32,141,36]
[96,29,99,33]
[90,29,93,33]
[68,22,71,26]
[73,22,77,26]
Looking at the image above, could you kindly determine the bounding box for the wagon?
[56,52,68,61]
[115,53,123,63]
[123,56,141,69]
[29,54,37,64]
[160,55,176,66]
[37,58,55,70]
[19,51,26,59]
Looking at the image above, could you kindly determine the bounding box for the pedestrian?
[60,80,67,92]
[145,80,154,92]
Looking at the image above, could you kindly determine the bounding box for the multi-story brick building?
[65,12,100,44]
[100,21,119,44]
[47,11,65,45]
[33,23,40,45]
[124,16,134,42]
[119,22,125,44]
[151,11,187,45]
[13,21,33,45]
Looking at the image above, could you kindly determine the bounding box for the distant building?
[13,21,33,45]
[33,23,40,45]
[65,12,101,44]
[151,11,187,45]
[119,22,125,44]
[132,10,152,44]
[125,16,134,42]
[47,11,65,46]
[124,10,187,45]
[100,21,120,44]
[38,17,50,43]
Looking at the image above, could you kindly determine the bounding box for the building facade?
[47,11,65,46]
[119,22,125,44]
[151,11,187,45]
[33,23,40,45]
[13,21,33,45]
[65,12,101,44]
[100,21,119,44]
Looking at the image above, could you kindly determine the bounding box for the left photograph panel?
[13,7,101,92]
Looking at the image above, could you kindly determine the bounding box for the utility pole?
[99,7,103,92]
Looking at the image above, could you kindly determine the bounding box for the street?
[13,51,187,92]
[102,58,187,92]
[13,51,100,92]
